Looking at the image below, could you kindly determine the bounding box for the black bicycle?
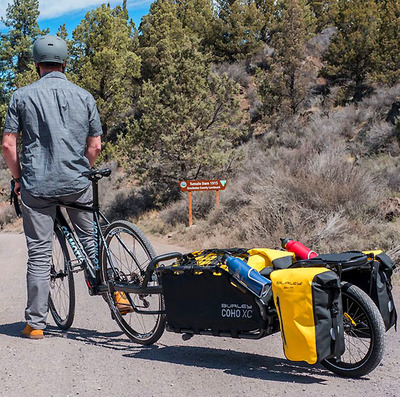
[45,168,167,344]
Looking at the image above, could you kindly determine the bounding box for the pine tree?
[0,0,43,77]
[70,4,141,139]
[321,0,381,101]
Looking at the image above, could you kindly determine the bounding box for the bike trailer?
[157,249,286,338]
[270,267,345,364]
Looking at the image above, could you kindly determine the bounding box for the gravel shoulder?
[0,232,399,397]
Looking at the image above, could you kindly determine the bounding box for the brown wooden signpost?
[179,179,227,227]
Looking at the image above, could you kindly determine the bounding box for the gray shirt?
[3,71,103,197]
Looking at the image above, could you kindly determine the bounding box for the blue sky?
[0,0,152,35]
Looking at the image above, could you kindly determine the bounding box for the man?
[2,35,102,339]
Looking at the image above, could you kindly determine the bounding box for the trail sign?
[179,179,228,227]
[179,179,227,192]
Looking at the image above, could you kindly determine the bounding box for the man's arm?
[85,135,101,167]
[2,132,21,194]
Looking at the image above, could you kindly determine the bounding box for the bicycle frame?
[54,176,171,314]
[54,204,108,295]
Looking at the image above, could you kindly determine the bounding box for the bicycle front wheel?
[49,225,75,330]
[101,220,165,345]
[321,282,385,377]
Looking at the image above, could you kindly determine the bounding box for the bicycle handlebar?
[8,168,112,218]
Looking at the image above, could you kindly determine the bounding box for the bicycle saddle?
[82,168,112,181]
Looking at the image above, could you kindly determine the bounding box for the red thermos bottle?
[281,237,318,260]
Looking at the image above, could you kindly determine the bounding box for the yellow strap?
[362,250,383,258]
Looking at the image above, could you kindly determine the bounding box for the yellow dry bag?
[271,267,344,364]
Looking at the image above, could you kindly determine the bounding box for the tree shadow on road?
[123,344,332,384]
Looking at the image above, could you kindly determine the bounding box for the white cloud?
[0,0,151,20]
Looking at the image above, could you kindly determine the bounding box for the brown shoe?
[22,324,44,339]
[114,291,134,315]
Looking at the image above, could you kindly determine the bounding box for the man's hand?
[85,136,101,167]
[10,179,22,217]
[13,181,20,196]
[2,132,21,185]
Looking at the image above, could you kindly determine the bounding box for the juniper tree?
[175,0,214,44]
[139,0,214,80]
[210,0,264,61]
[257,0,309,118]
[321,0,381,101]
[254,0,275,41]
[123,44,242,189]
[70,3,141,139]
[307,0,335,32]
[124,2,243,194]
[0,0,46,132]
[139,0,188,82]
[374,0,400,86]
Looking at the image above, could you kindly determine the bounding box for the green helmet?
[33,35,68,64]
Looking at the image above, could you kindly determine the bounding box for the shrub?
[0,203,15,230]
[160,191,217,226]
[364,122,398,155]
[214,138,386,250]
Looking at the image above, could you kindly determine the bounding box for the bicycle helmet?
[33,35,68,64]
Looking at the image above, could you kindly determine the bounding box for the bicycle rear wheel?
[321,282,385,377]
[49,225,75,330]
[101,220,165,345]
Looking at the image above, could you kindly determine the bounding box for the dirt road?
[0,232,399,397]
